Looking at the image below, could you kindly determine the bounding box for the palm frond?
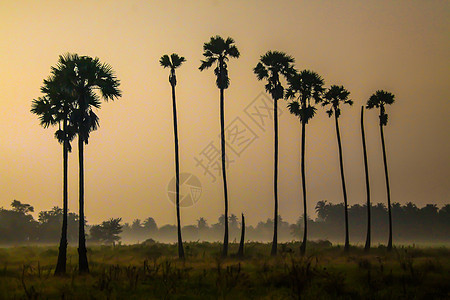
[287,100,301,116]
[199,57,216,71]
[253,62,268,80]
[159,55,172,68]
[170,53,186,68]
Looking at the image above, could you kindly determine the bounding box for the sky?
[0,0,449,227]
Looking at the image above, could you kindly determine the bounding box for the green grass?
[0,242,448,299]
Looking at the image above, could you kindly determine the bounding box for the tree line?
[2,200,448,246]
[30,34,402,275]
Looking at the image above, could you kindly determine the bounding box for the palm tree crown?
[52,53,121,142]
[366,90,395,126]
[199,36,240,89]
[160,53,186,86]
[286,70,325,123]
[253,51,296,100]
[322,85,353,118]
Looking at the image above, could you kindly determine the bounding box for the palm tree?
[31,68,76,275]
[53,53,121,273]
[285,70,325,255]
[253,51,296,256]
[199,36,240,257]
[322,85,353,251]
[366,90,395,251]
[160,53,186,259]
[360,106,371,251]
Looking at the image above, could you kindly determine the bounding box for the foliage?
[253,50,296,101]
[322,85,353,118]
[1,201,449,246]
[89,218,123,245]
[285,70,325,124]
[366,90,395,126]
[199,35,240,89]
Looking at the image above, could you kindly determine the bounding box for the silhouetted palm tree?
[367,90,395,251]
[31,67,76,275]
[360,106,371,251]
[199,36,240,257]
[286,70,324,255]
[253,51,296,256]
[322,85,353,251]
[160,53,186,259]
[53,53,121,273]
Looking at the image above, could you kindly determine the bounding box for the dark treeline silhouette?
[2,200,448,246]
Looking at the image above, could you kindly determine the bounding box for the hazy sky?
[0,0,449,227]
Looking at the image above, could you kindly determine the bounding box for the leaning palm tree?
[367,90,395,251]
[31,70,76,275]
[199,36,240,257]
[360,106,371,251]
[160,53,186,259]
[253,51,296,256]
[286,70,325,255]
[322,85,353,251]
[53,53,121,273]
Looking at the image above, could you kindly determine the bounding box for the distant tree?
[322,85,353,251]
[11,200,34,214]
[38,207,63,243]
[101,218,123,245]
[197,217,208,230]
[0,201,37,243]
[254,50,296,256]
[131,219,143,231]
[315,200,332,222]
[160,53,186,259]
[158,224,177,242]
[89,218,122,245]
[199,36,240,257]
[286,70,325,255]
[367,90,395,251]
[229,214,239,230]
[143,217,158,233]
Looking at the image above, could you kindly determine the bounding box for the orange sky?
[0,0,449,226]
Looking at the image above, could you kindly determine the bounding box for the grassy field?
[0,241,448,299]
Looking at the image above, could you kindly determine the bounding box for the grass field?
[0,241,448,299]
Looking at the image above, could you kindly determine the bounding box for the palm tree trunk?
[271,98,278,256]
[238,213,245,258]
[334,113,350,251]
[78,136,89,273]
[55,116,68,276]
[172,84,185,260]
[361,107,371,251]
[220,88,229,257]
[300,120,307,256]
[380,123,393,251]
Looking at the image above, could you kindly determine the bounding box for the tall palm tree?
[322,85,353,251]
[160,53,186,259]
[53,53,121,273]
[360,106,371,251]
[31,69,76,275]
[285,70,325,255]
[253,51,296,256]
[366,90,395,251]
[199,36,240,257]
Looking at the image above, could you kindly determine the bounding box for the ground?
[0,241,448,299]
